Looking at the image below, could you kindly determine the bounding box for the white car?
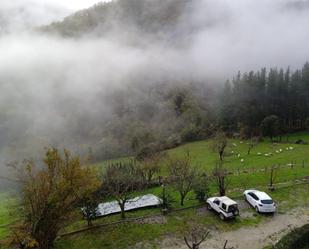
[243,190,276,213]
[206,196,239,220]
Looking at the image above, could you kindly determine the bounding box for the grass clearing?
[56,183,309,249]
[1,131,309,248]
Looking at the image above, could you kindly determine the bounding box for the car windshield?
[227,204,238,213]
[261,199,273,204]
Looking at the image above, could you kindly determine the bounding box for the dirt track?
[159,206,309,249]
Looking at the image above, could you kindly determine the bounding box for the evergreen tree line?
[219,62,309,137]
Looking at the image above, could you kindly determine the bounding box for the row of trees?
[220,63,309,137]
[8,146,212,249]
[7,130,285,249]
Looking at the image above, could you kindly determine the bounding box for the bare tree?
[184,226,210,249]
[213,161,228,196]
[9,148,100,249]
[268,165,277,191]
[247,136,258,155]
[136,150,162,186]
[211,132,229,196]
[168,153,196,206]
[101,162,139,219]
[212,131,228,162]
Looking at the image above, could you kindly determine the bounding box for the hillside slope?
[40,0,200,43]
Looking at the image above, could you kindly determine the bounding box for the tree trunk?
[120,202,126,219]
[33,218,58,249]
[87,218,93,227]
[180,195,185,206]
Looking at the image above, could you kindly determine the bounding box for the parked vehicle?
[243,189,276,213]
[206,196,239,220]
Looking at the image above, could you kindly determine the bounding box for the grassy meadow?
[1,131,309,249]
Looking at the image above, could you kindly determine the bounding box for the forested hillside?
[0,0,309,179]
[41,0,193,42]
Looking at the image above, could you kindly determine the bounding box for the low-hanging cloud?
[1,0,309,187]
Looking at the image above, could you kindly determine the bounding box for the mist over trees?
[1,0,309,188]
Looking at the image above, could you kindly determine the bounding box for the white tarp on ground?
[97,194,162,217]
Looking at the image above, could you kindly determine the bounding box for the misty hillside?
[41,0,200,43]
[1,0,309,189]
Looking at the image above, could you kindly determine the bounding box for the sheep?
[257,152,262,155]
[289,147,294,150]
[237,154,241,158]
[233,143,237,147]
[241,159,244,163]
[264,153,269,157]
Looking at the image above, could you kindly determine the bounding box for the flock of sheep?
[230,141,294,163]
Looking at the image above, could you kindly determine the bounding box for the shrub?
[273,224,309,249]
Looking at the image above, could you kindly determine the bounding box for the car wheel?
[207,203,212,210]
[255,206,259,213]
[219,213,225,220]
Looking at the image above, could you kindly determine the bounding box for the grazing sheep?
[237,154,241,158]
[241,159,244,163]
[289,147,294,150]
[257,152,262,155]
[265,154,269,157]
[286,147,289,150]
[240,141,243,144]
[276,150,279,153]
[279,149,283,152]
[231,151,234,154]
[233,143,237,147]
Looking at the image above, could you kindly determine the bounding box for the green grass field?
[55,182,309,249]
[0,192,18,243]
[1,131,309,249]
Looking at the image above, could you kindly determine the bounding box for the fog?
[1,0,309,187]
[0,0,110,32]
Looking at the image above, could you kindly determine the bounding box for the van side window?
[222,203,227,210]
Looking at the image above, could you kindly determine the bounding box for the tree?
[268,165,277,191]
[247,136,259,155]
[80,192,100,227]
[211,132,228,196]
[212,131,228,162]
[135,148,162,186]
[261,115,280,141]
[159,184,174,214]
[306,117,309,129]
[193,173,209,203]
[101,162,139,219]
[10,148,100,249]
[168,153,196,206]
[183,225,210,249]
[213,161,228,196]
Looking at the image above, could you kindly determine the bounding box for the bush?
[181,123,201,142]
[273,224,309,249]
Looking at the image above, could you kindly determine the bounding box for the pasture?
[1,131,309,249]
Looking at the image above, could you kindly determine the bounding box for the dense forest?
[0,0,309,170]
[91,63,309,160]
